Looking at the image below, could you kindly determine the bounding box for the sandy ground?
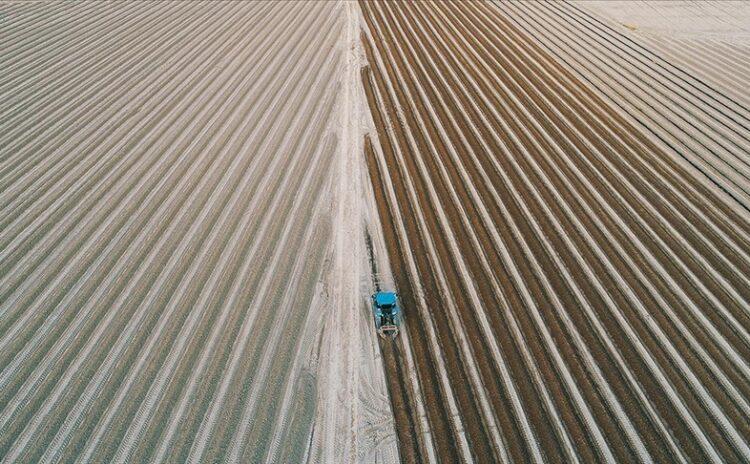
[307,3,398,463]
[4,1,749,462]
[573,1,750,118]
[0,1,396,463]
[577,1,750,42]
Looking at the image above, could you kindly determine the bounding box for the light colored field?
[510,1,750,208]
[4,1,750,462]
[575,1,750,114]
[577,0,750,41]
[0,1,396,462]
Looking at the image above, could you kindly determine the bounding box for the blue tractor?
[372,291,401,338]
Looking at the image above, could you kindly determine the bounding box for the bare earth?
[2,1,750,463]
[361,0,750,462]
[0,1,396,463]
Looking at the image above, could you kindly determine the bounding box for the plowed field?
[361,1,750,462]
[0,1,396,462]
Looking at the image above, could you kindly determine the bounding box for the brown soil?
[360,0,750,462]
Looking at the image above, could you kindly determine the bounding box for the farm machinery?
[371,291,401,338]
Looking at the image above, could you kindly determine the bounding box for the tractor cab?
[372,291,401,338]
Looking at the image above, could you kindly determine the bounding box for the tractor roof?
[374,292,397,307]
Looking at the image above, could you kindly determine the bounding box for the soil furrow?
[362,1,750,461]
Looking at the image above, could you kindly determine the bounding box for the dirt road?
[361,0,750,462]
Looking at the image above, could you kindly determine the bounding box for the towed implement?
[372,291,401,338]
